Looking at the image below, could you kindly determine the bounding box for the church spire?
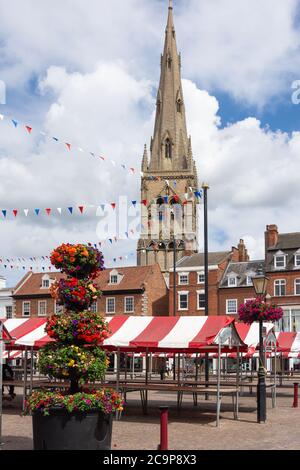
[148,0,191,173]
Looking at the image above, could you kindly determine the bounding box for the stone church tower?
[137,0,198,279]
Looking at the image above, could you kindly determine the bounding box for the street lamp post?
[202,183,210,393]
[252,266,269,424]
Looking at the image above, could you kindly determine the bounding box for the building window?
[274,279,286,296]
[228,276,237,287]
[178,292,188,310]
[274,254,286,269]
[277,308,300,332]
[5,306,12,319]
[38,300,47,316]
[124,297,134,313]
[226,299,237,314]
[90,301,97,313]
[110,275,118,284]
[197,291,205,310]
[165,138,172,159]
[198,273,205,284]
[42,279,50,288]
[22,301,31,317]
[106,297,115,314]
[295,279,300,296]
[246,276,253,286]
[55,301,63,315]
[295,254,300,267]
[179,273,189,285]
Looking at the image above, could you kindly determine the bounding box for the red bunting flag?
[13,209,18,217]
[66,143,71,151]
[130,168,135,173]
[25,126,32,134]
[141,199,148,206]
[111,203,116,210]
[100,156,105,161]
[173,195,179,203]
[78,206,84,214]
[46,208,51,215]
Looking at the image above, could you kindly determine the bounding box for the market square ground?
[1,383,299,450]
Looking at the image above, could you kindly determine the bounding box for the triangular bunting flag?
[0,114,4,120]
[2,210,7,218]
[68,207,73,214]
[100,204,105,212]
[130,168,135,173]
[100,156,105,161]
[111,203,116,210]
[109,239,113,244]
[66,143,71,151]
[90,152,95,157]
[131,201,137,207]
[57,208,62,214]
[78,206,84,214]
[163,196,169,204]
[46,208,51,216]
[24,209,29,216]
[12,119,18,127]
[111,160,116,167]
[141,200,147,206]
[121,164,126,170]
[78,147,83,152]
[13,209,18,217]
[25,125,32,134]
[52,137,59,142]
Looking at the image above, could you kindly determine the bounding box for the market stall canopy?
[101,315,246,353]
[221,322,276,358]
[3,316,246,353]
[0,320,13,342]
[3,318,50,349]
[276,332,300,358]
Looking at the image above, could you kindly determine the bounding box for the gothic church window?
[165,139,172,159]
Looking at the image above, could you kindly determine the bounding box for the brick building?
[13,264,168,318]
[169,240,249,316]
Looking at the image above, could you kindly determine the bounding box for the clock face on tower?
[137,3,198,279]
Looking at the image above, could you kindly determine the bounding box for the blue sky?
[1,0,300,286]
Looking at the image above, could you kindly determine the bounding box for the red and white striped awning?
[3,316,246,353]
[3,318,51,349]
[276,332,300,358]
[221,323,276,358]
[101,315,245,352]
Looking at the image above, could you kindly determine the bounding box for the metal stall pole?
[30,347,34,394]
[116,348,121,393]
[236,345,240,420]
[22,347,28,412]
[202,183,210,399]
[216,343,221,427]
[0,322,4,446]
[124,353,128,382]
[131,353,135,380]
[145,348,149,415]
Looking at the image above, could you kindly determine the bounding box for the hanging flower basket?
[50,243,104,279]
[50,278,101,311]
[238,297,283,324]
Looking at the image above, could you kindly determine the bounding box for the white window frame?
[274,279,286,297]
[90,300,98,313]
[228,276,237,287]
[246,275,253,286]
[41,274,50,289]
[197,290,205,310]
[274,254,286,269]
[178,291,189,311]
[54,301,63,315]
[178,273,189,286]
[295,279,300,296]
[295,254,300,267]
[38,300,47,317]
[124,296,134,313]
[106,297,116,314]
[110,274,118,285]
[197,272,205,284]
[226,299,237,315]
[22,301,31,317]
[5,305,12,319]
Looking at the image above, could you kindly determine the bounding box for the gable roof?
[268,232,300,251]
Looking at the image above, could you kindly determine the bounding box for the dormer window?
[228,275,237,287]
[41,275,50,289]
[274,252,286,269]
[246,276,253,286]
[294,251,300,267]
[109,269,122,285]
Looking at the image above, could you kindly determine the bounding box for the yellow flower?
[68,359,75,367]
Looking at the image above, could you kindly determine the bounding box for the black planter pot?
[32,408,112,450]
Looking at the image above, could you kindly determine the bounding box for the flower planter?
[32,408,112,450]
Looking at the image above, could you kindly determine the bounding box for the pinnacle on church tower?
[137,1,198,278]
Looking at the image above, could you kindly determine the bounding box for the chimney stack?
[265,225,278,251]
[238,239,249,262]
